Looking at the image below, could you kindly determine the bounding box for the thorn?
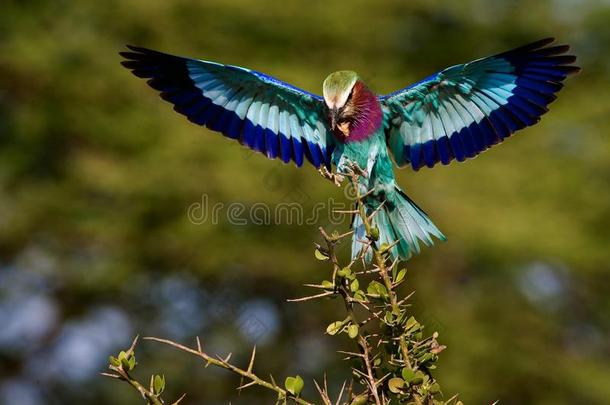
[127,335,139,356]
[358,186,377,200]
[218,353,232,363]
[351,368,368,378]
[375,372,391,386]
[247,346,256,373]
[170,393,187,405]
[335,381,347,405]
[337,350,364,358]
[303,283,331,289]
[196,336,202,353]
[335,229,355,239]
[378,238,400,255]
[313,380,331,405]
[287,291,334,302]
[354,268,381,275]
[396,291,416,306]
[366,201,385,223]
[332,209,359,214]
[237,380,257,390]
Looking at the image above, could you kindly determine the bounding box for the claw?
[333,174,345,187]
[318,166,345,187]
[345,160,368,178]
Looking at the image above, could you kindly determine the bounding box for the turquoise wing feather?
[121,46,333,168]
[380,38,580,170]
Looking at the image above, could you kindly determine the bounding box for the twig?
[287,291,335,302]
[359,335,382,405]
[102,336,174,405]
[144,337,315,405]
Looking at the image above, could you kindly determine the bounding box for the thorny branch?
[104,167,461,405]
[292,166,454,404]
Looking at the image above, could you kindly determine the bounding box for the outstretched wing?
[380,38,580,170]
[120,46,333,168]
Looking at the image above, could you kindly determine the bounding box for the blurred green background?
[1,0,609,404]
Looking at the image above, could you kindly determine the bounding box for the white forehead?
[323,77,357,109]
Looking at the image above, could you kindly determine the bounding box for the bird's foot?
[318,166,345,187]
[346,161,368,178]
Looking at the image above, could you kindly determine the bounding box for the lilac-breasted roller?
[120,38,579,262]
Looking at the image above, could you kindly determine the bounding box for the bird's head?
[323,70,359,135]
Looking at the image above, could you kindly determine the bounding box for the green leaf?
[337,267,351,277]
[384,311,394,324]
[405,316,419,331]
[118,351,128,362]
[411,371,425,385]
[285,375,304,396]
[314,248,329,261]
[395,268,407,284]
[118,351,132,370]
[350,393,369,405]
[347,324,359,339]
[109,356,120,367]
[419,352,434,364]
[429,382,441,394]
[127,355,136,370]
[401,368,416,383]
[350,278,359,292]
[321,280,334,289]
[388,377,405,393]
[369,226,380,241]
[353,290,367,301]
[153,374,165,395]
[367,281,387,297]
[326,321,343,336]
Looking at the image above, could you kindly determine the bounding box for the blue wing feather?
[380,38,579,170]
[280,134,292,164]
[120,46,333,169]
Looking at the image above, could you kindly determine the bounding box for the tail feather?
[395,188,443,246]
[351,186,444,261]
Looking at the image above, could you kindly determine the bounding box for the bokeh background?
[1,0,609,404]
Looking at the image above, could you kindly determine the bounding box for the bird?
[120,38,579,262]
